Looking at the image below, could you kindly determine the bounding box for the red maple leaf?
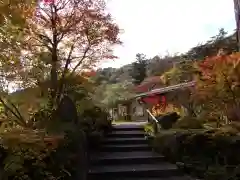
[42,0,54,4]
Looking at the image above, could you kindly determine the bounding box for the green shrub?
[173,116,204,129]
[157,112,180,130]
[0,130,65,179]
[228,122,240,132]
[153,129,240,179]
[144,123,154,137]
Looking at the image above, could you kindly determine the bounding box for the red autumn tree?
[24,0,121,105]
[81,70,96,77]
[194,53,240,123]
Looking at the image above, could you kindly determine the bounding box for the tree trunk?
[50,47,58,105]
[50,4,58,106]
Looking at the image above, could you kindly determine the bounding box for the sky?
[101,0,236,68]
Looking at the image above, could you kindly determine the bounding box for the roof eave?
[134,81,196,98]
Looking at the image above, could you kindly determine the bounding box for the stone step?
[88,124,192,180]
[106,130,145,138]
[103,137,147,145]
[101,144,151,152]
[99,176,195,180]
[91,151,165,165]
[88,163,183,179]
[112,125,144,131]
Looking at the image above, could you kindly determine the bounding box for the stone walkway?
[88,123,194,180]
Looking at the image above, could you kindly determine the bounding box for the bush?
[156,112,180,129]
[153,128,240,179]
[0,130,65,179]
[173,116,204,129]
[79,107,111,150]
[0,105,111,179]
[228,122,240,132]
[1,130,88,180]
[144,123,154,137]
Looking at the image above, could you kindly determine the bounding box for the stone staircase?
[88,124,193,180]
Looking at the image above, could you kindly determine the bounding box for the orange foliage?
[196,53,240,99]
[28,0,122,72]
[194,53,240,121]
[82,70,97,77]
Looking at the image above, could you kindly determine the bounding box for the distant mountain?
[94,29,238,85]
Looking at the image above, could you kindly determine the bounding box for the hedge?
[152,128,240,180]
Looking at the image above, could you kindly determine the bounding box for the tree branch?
[56,43,75,104]
[56,8,85,43]
[36,32,53,46]
[222,71,240,120]
[28,35,52,52]
[222,72,238,105]
[70,45,90,75]
[0,97,27,127]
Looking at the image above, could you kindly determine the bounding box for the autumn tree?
[161,60,197,85]
[0,0,37,91]
[159,59,198,117]
[0,0,39,127]
[194,53,240,124]
[20,0,121,106]
[0,0,121,127]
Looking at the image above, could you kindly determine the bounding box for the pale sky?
[102,0,236,68]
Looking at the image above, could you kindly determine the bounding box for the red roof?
[133,76,164,93]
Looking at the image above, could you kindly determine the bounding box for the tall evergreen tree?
[131,53,148,85]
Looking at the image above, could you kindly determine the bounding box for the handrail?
[146,109,160,134]
[136,98,160,134]
[146,109,158,123]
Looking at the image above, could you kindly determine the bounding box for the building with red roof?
[113,76,196,121]
[133,76,165,94]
